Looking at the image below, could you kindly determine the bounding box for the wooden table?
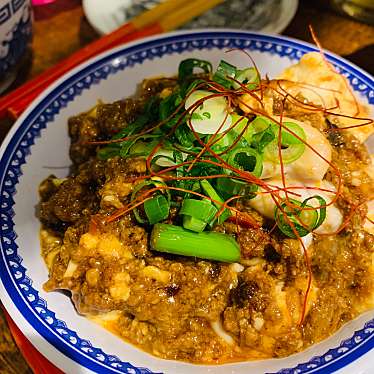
[0,0,373,372]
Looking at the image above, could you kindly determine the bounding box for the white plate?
[0,30,373,374]
[83,0,298,35]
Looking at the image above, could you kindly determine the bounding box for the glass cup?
[0,0,32,93]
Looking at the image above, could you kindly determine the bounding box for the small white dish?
[83,0,299,35]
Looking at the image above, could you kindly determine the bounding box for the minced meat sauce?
[38,77,374,363]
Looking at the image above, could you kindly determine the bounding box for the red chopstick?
[0,23,162,120]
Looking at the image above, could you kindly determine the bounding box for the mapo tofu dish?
[38,52,374,363]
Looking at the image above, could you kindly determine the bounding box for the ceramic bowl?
[0,0,32,92]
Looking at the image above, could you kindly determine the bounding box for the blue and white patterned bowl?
[0,30,373,374]
[0,0,32,91]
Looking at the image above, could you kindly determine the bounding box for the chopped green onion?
[151,223,241,262]
[159,92,178,121]
[208,131,235,152]
[178,59,212,81]
[175,124,196,148]
[247,116,275,152]
[131,179,171,224]
[128,138,176,166]
[252,129,276,153]
[216,177,258,200]
[190,111,232,135]
[97,101,157,160]
[180,78,206,98]
[151,154,175,168]
[184,89,232,134]
[180,199,218,221]
[213,60,237,89]
[180,199,218,232]
[200,179,231,224]
[128,138,156,155]
[227,147,263,177]
[274,195,326,238]
[230,114,252,146]
[182,216,207,233]
[119,134,160,159]
[173,178,201,199]
[301,195,327,231]
[250,116,274,132]
[97,145,121,160]
[264,121,306,164]
[278,122,306,145]
[144,195,170,224]
[233,67,260,90]
[185,90,227,115]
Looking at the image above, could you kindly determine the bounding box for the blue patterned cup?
[0,0,32,93]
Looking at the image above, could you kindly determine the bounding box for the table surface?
[0,0,373,372]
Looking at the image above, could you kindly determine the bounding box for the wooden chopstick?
[1,0,224,119]
[160,0,224,31]
[130,0,192,30]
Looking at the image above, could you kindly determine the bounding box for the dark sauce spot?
[43,220,69,235]
[264,244,281,263]
[327,130,345,147]
[165,283,180,297]
[230,280,260,308]
[87,181,100,193]
[209,263,221,279]
[311,264,321,278]
[326,121,345,147]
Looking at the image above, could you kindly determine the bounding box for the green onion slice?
[189,112,233,135]
[97,145,121,160]
[97,98,159,160]
[182,216,207,233]
[200,179,231,224]
[208,131,236,152]
[274,195,327,238]
[129,140,176,167]
[247,116,276,152]
[178,58,213,81]
[230,114,252,146]
[227,147,263,178]
[180,199,218,232]
[150,154,176,168]
[159,92,179,121]
[144,195,170,225]
[151,223,241,262]
[301,195,327,232]
[185,90,227,115]
[175,124,196,149]
[184,89,232,134]
[264,121,306,164]
[131,179,171,224]
[233,67,260,90]
[212,60,237,89]
[216,177,258,200]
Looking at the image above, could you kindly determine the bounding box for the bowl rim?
[0,29,373,374]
